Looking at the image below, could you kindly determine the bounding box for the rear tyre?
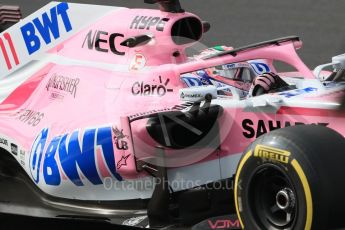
[234,125,345,230]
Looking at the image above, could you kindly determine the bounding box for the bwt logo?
[20,2,72,55]
[29,127,122,186]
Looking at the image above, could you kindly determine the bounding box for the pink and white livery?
[0,1,344,229]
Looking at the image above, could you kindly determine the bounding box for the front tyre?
[234,125,345,230]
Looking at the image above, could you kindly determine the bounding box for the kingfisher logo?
[29,127,122,186]
[20,2,72,55]
[46,74,80,98]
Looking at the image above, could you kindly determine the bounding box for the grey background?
[2,0,345,67]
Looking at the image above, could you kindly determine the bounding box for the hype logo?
[29,127,122,186]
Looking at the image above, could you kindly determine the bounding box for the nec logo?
[82,30,125,56]
[20,2,72,55]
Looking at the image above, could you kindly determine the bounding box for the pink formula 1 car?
[0,1,345,229]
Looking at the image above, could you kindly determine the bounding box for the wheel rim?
[248,164,298,229]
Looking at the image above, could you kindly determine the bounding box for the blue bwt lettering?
[20,2,72,55]
[29,127,123,186]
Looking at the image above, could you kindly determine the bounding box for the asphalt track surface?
[0,0,345,229]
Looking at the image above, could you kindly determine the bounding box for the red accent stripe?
[4,32,19,65]
[277,106,345,117]
[0,64,54,111]
[0,37,11,70]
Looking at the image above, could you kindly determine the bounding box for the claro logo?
[132,76,173,97]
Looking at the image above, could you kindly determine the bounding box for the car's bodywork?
[0,1,344,228]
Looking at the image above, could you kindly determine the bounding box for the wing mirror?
[314,53,345,80]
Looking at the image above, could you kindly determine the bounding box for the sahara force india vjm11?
[0,1,345,229]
